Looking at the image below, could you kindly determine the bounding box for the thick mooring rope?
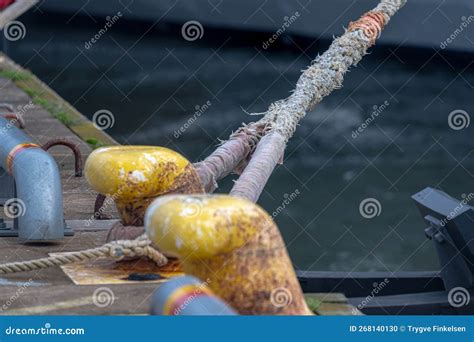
[0,234,167,274]
[230,0,407,201]
[194,123,267,192]
[196,0,406,196]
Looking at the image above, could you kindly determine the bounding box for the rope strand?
[230,0,407,201]
[0,234,167,274]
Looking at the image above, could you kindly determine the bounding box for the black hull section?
[298,271,474,315]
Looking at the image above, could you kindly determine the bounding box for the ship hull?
[40,0,474,53]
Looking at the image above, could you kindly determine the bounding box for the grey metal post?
[151,276,236,315]
[0,117,64,242]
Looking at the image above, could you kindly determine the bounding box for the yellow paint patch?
[145,194,312,315]
[84,145,204,226]
[145,194,263,259]
[85,146,193,199]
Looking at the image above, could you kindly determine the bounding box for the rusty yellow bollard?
[145,194,312,315]
[85,146,204,226]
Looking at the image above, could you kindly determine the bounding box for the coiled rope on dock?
[0,234,167,274]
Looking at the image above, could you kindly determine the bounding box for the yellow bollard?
[85,146,204,226]
[145,194,312,315]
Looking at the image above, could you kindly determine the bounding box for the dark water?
[6,13,474,272]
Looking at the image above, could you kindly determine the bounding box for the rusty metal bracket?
[42,138,83,177]
[1,113,25,129]
[0,103,14,112]
[0,103,25,129]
